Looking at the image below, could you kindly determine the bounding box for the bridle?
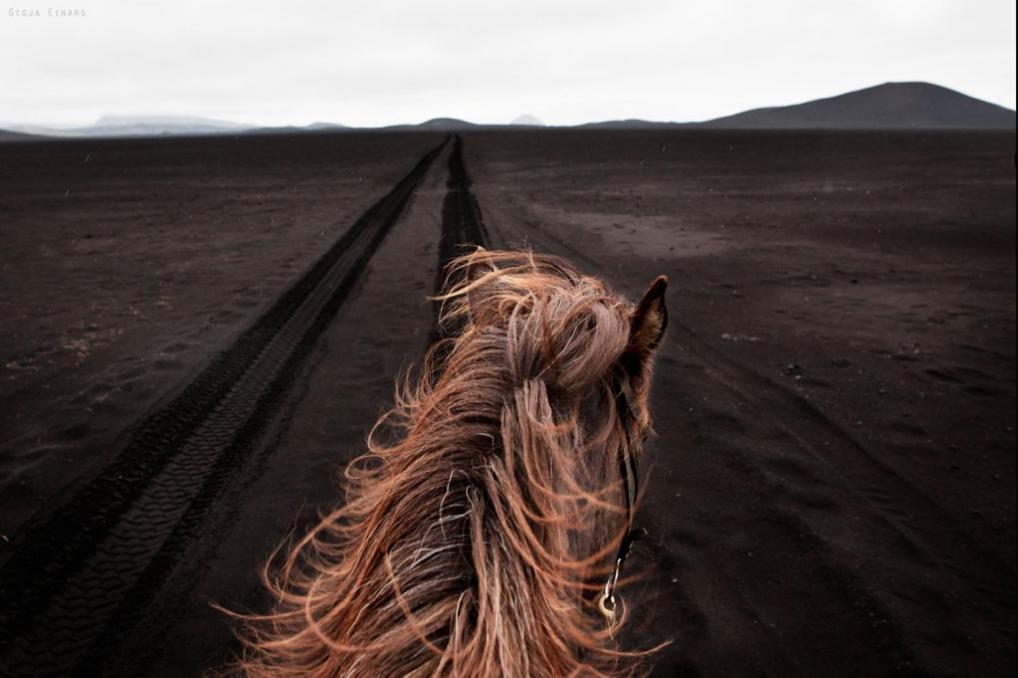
[597,385,646,626]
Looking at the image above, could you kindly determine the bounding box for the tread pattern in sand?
[0,140,447,676]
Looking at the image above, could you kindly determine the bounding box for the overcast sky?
[2,0,1015,127]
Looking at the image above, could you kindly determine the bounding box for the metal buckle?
[598,590,617,626]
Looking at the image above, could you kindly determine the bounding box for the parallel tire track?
[430,134,489,347]
[0,139,446,677]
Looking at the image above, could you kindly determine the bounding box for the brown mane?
[229,249,667,676]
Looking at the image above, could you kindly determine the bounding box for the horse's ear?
[627,275,668,360]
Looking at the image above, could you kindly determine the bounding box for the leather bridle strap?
[598,388,646,625]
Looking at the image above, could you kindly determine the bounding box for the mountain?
[3,115,255,138]
[416,118,479,131]
[92,114,249,130]
[77,115,254,137]
[245,121,349,135]
[0,128,44,142]
[700,82,1016,130]
[509,114,545,126]
[4,82,1013,140]
[379,117,479,131]
[578,119,686,129]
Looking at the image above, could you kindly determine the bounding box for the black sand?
[0,129,1014,676]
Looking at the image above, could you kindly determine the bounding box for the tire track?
[0,139,446,677]
[430,134,489,347]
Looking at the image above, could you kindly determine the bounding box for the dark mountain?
[578,119,686,129]
[393,117,480,131]
[246,122,349,135]
[0,129,44,142]
[700,82,1015,129]
[419,117,479,130]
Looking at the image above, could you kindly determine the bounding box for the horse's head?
[437,248,668,626]
[237,248,668,677]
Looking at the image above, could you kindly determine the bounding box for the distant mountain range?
[2,82,1013,140]
[4,115,256,138]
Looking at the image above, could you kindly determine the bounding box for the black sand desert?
[0,128,1014,676]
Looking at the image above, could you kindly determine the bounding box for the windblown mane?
[230,249,665,676]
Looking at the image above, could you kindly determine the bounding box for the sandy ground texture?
[0,130,1014,677]
[140,141,452,676]
[0,132,440,537]
[466,129,1016,677]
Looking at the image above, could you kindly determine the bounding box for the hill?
[578,119,685,130]
[396,118,480,131]
[700,82,1016,129]
[0,129,44,142]
[4,115,255,138]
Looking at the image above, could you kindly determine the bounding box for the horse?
[230,248,668,676]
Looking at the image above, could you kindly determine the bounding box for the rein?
[598,386,646,625]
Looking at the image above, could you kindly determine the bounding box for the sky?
[1,0,1015,127]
